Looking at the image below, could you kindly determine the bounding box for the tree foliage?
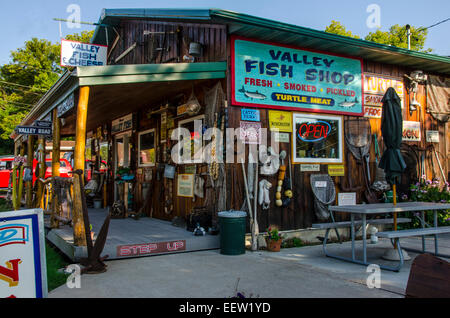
[365,24,430,52]
[324,21,431,52]
[0,31,94,153]
[325,20,360,39]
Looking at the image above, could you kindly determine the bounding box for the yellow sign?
[268,110,292,132]
[328,165,345,176]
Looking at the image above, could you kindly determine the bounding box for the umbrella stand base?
[382,247,411,261]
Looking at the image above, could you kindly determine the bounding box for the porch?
[45,208,220,261]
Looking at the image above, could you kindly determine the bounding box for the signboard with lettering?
[60,39,107,67]
[111,114,133,135]
[402,121,421,142]
[363,74,404,112]
[0,209,47,298]
[57,93,75,118]
[268,110,292,132]
[328,165,345,176]
[117,240,186,257]
[231,36,363,116]
[241,108,260,122]
[239,121,262,144]
[426,130,439,143]
[15,126,52,136]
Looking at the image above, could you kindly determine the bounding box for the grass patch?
[45,242,71,292]
[0,197,12,212]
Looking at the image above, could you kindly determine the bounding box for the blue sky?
[1,0,449,65]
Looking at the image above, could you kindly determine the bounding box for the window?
[138,129,156,167]
[292,113,343,164]
[177,115,205,164]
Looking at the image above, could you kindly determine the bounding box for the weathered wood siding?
[107,20,227,65]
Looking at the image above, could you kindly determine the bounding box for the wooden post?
[51,108,62,228]
[72,86,90,246]
[35,136,46,208]
[26,135,34,208]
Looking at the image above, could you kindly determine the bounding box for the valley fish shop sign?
[61,39,107,67]
[231,36,363,116]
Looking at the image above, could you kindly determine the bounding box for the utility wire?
[0,80,47,92]
[418,17,450,31]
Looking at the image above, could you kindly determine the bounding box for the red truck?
[0,156,72,190]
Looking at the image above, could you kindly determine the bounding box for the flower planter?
[266,238,283,252]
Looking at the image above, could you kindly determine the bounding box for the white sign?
[338,193,357,206]
[426,131,439,143]
[315,181,327,188]
[273,132,290,143]
[402,121,421,142]
[61,39,108,67]
[300,164,320,172]
[0,209,47,298]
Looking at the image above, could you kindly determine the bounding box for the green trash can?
[218,211,247,255]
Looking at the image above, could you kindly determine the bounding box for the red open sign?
[298,121,331,142]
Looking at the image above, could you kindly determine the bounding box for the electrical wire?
[418,17,450,31]
[0,80,47,92]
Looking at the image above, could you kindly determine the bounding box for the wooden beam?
[35,137,46,209]
[51,108,61,228]
[26,135,34,208]
[72,86,90,247]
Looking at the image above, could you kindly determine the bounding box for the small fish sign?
[241,109,260,122]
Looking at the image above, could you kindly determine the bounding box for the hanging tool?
[282,155,293,207]
[275,150,287,207]
[433,146,447,183]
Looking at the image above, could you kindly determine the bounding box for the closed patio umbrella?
[379,87,409,260]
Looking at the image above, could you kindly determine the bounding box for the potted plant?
[265,227,283,252]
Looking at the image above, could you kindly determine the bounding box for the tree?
[325,20,360,39]
[365,24,431,52]
[324,21,431,53]
[0,31,94,153]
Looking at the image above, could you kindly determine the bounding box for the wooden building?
[13,9,450,247]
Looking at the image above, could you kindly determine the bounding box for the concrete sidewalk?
[49,234,450,298]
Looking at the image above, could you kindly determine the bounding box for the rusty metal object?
[72,169,110,274]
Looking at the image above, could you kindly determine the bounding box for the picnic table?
[312,202,450,272]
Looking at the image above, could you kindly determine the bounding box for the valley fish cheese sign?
[61,39,107,67]
[0,209,47,298]
[231,36,363,116]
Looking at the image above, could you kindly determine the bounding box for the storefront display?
[292,113,343,164]
[138,129,156,167]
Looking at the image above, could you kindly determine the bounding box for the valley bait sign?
[231,36,363,116]
[15,126,52,136]
[61,39,107,67]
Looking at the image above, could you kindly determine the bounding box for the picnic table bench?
[313,202,450,272]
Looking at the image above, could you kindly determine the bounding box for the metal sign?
[60,39,107,67]
[231,36,363,116]
[241,108,260,122]
[57,93,75,118]
[0,209,47,298]
[15,126,52,136]
[34,121,52,128]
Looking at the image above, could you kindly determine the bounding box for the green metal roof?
[15,62,226,134]
[92,8,450,75]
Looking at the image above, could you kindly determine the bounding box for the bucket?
[93,199,102,209]
[218,211,247,255]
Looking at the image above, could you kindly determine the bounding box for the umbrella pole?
[393,183,398,249]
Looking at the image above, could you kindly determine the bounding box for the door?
[114,131,132,201]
